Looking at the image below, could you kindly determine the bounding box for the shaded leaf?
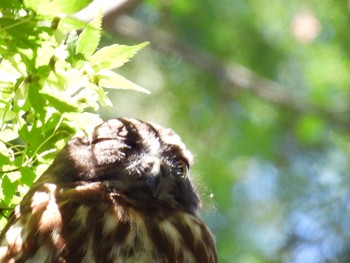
[43,93,80,113]
[28,83,46,117]
[2,175,17,202]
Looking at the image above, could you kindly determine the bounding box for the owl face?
[46,118,200,214]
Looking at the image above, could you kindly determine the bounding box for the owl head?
[42,118,200,214]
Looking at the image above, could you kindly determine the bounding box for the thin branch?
[0,207,15,211]
[0,168,20,174]
[73,0,141,22]
[105,15,307,110]
[102,15,350,129]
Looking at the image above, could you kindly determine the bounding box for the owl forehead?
[86,118,193,163]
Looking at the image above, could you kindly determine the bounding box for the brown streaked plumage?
[0,118,218,263]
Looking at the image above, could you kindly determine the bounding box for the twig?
[105,15,350,129]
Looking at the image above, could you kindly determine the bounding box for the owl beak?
[145,158,162,197]
[146,174,161,197]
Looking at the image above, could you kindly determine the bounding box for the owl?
[0,118,218,263]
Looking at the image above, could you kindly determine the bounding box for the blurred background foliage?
[1,0,349,262]
[92,0,350,262]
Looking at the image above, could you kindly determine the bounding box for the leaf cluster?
[0,0,147,223]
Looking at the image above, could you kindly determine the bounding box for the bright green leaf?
[37,0,93,15]
[97,70,150,94]
[0,187,4,201]
[0,153,11,166]
[23,0,49,11]
[89,42,149,71]
[0,110,17,123]
[57,17,90,34]
[76,9,102,59]
[6,171,21,183]
[0,129,19,142]
[87,82,113,107]
[63,112,103,131]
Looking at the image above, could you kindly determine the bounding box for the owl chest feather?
[1,183,216,263]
